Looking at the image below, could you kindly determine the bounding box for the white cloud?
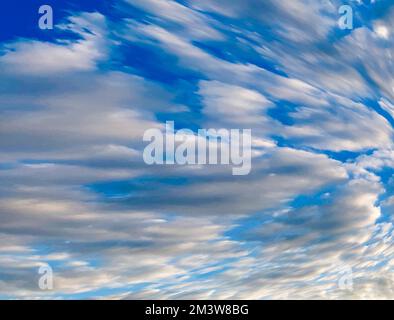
[0,13,108,74]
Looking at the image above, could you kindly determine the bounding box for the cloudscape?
[0,0,393,299]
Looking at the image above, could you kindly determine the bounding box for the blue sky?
[0,0,393,299]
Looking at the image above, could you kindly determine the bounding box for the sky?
[0,0,393,299]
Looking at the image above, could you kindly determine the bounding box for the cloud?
[124,0,224,40]
[0,1,393,299]
[0,12,108,74]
